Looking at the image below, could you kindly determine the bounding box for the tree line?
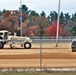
[0,4,76,37]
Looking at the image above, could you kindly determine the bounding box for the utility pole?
[20,0,22,36]
[40,36,42,72]
[56,0,61,47]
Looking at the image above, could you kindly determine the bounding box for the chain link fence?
[30,36,74,43]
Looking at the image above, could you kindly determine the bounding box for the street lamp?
[20,0,22,36]
[56,0,61,47]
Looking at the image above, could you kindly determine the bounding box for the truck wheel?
[24,42,31,49]
[0,42,4,49]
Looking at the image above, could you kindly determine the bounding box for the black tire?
[24,42,32,49]
[0,42,4,49]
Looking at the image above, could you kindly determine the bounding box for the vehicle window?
[4,32,8,39]
[0,33,3,35]
[72,41,76,45]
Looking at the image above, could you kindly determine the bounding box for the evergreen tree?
[48,11,57,21]
[40,11,46,17]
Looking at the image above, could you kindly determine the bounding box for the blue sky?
[0,0,76,16]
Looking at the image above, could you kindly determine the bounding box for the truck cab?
[0,30,9,48]
[72,39,76,52]
[0,30,9,40]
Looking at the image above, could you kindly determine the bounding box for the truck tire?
[24,42,31,49]
[0,42,4,49]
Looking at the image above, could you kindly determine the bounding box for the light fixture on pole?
[56,0,61,47]
[20,0,22,36]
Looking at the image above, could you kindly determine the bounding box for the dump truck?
[0,30,32,49]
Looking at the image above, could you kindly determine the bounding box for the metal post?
[20,0,22,36]
[40,36,42,72]
[56,0,61,47]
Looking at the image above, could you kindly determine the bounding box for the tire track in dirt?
[0,53,76,59]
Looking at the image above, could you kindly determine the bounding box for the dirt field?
[0,43,76,68]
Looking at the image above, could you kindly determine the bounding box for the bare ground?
[0,43,76,68]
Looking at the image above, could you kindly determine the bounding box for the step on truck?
[0,30,32,49]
